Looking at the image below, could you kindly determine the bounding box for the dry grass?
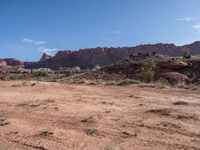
[117,79,140,86]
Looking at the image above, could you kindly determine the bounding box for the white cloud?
[177,17,200,22]
[177,17,192,21]
[38,47,58,55]
[22,38,46,45]
[112,30,123,34]
[192,24,200,29]
[98,30,124,41]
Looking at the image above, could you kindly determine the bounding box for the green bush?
[65,70,74,77]
[33,71,48,77]
[181,47,191,59]
[0,74,7,81]
[158,78,170,86]
[140,58,156,83]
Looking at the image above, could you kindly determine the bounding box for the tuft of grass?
[18,100,42,107]
[0,118,10,126]
[157,78,170,86]
[76,80,86,84]
[117,79,140,86]
[88,81,98,85]
[176,83,190,89]
[172,101,188,106]
[39,129,53,136]
[176,83,199,90]
[175,114,197,120]
[105,81,117,86]
[146,108,171,116]
[85,128,98,135]
[137,83,156,88]
[102,144,124,150]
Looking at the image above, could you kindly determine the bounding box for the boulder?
[158,72,191,84]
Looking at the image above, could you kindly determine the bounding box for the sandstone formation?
[77,53,200,84]
[24,41,200,69]
[40,53,52,62]
[0,60,7,66]
[158,72,191,84]
[1,58,24,66]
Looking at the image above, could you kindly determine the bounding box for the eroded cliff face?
[0,60,7,66]
[40,53,52,62]
[25,42,200,69]
[0,58,24,66]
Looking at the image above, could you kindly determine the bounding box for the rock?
[40,53,52,61]
[1,58,24,66]
[25,41,200,69]
[0,118,9,126]
[158,72,191,84]
[0,60,7,66]
[158,59,189,70]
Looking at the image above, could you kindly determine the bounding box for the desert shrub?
[0,74,7,80]
[92,65,101,71]
[35,71,48,77]
[0,118,9,126]
[75,79,85,84]
[88,81,98,85]
[9,74,20,80]
[117,79,140,86]
[158,78,170,86]
[181,47,191,59]
[65,70,74,77]
[140,58,156,83]
[176,83,189,89]
[176,83,199,90]
[191,55,200,60]
[137,83,156,88]
[105,81,117,86]
[32,68,52,77]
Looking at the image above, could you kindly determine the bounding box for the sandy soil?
[0,80,200,150]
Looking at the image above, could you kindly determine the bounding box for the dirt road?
[0,81,200,150]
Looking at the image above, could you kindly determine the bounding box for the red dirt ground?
[0,81,200,150]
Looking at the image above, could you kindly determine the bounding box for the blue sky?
[0,0,200,61]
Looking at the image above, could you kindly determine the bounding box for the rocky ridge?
[25,41,200,69]
[78,53,200,84]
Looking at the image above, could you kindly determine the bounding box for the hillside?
[72,53,200,85]
[24,41,200,69]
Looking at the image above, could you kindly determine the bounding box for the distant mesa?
[24,41,200,69]
[0,58,23,66]
[1,41,200,69]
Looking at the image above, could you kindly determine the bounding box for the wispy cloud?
[111,30,123,35]
[98,30,124,41]
[177,17,200,22]
[192,23,200,34]
[177,17,192,21]
[192,24,200,29]
[38,47,58,55]
[22,38,46,45]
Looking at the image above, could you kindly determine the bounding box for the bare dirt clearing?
[0,81,200,150]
